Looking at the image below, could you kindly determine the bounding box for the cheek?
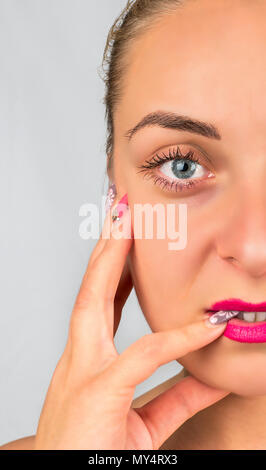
[123,166,224,330]
[128,220,212,331]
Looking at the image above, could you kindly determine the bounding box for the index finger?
[69,194,133,355]
[76,194,133,308]
[105,317,227,390]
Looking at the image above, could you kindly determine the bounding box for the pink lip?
[206,298,266,343]
[208,298,266,312]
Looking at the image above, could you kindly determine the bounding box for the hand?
[34,194,229,450]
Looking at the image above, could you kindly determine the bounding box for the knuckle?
[176,389,194,417]
[137,334,160,359]
[69,307,96,341]
[96,351,119,376]
[89,255,105,277]
[78,276,115,308]
[69,305,90,332]
[74,286,107,313]
[179,323,194,345]
[73,295,90,312]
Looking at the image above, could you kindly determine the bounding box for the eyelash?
[137,146,211,193]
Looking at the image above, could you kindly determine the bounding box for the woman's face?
[112,0,266,396]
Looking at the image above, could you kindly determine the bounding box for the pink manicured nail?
[112,193,128,223]
[105,183,117,214]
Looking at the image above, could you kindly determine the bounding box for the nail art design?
[209,310,239,325]
[105,183,117,214]
[111,194,128,223]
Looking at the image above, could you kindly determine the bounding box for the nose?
[215,190,266,278]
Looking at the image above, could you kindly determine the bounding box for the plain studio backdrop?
[1,0,182,445]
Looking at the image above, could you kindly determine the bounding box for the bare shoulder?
[132,368,186,408]
[0,435,35,450]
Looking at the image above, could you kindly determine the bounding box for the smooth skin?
[5,0,266,451]
[1,199,228,450]
[109,0,266,449]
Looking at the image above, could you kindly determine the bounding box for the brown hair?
[100,0,185,172]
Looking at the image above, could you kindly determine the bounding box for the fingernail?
[205,314,228,328]
[105,183,117,214]
[207,310,239,326]
[111,193,128,224]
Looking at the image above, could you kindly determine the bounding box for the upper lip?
[206,298,266,312]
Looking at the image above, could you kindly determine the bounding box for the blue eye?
[137,146,215,193]
[160,158,206,180]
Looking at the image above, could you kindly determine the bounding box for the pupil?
[171,159,196,179]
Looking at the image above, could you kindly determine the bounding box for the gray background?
[1,0,182,445]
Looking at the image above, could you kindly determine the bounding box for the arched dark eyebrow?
[124,111,221,141]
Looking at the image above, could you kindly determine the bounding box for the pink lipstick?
[206,298,266,343]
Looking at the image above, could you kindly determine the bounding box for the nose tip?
[215,198,266,279]
[224,245,266,278]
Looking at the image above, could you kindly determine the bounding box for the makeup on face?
[136,144,215,195]
[206,299,266,343]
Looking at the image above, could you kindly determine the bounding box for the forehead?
[116,0,266,144]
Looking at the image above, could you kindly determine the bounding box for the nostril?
[227,257,240,267]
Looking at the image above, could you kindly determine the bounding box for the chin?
[178,341,266,397]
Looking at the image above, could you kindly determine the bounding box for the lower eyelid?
[139,167,215,193]
[154,175,203,193]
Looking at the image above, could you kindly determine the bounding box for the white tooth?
[255,312,266,322]
[243,312,255,322]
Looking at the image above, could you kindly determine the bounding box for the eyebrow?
[124,111,222,141]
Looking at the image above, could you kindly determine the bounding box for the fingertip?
[204,316,227,329]
[111,197,132,241]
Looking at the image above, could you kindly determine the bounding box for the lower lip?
[207,312,266,343]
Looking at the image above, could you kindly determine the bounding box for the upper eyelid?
[137,145,204,170]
